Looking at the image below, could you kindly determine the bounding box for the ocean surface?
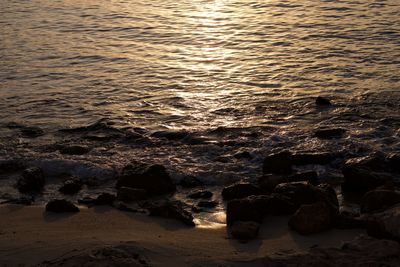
[1,0,400,224]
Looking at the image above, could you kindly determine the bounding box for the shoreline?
[0,204,365,266]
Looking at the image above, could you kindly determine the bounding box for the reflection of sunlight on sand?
[194,211,226,229]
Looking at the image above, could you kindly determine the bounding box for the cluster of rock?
[224,150,400,241]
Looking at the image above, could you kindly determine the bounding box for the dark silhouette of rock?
[314,128,346,139]
[178,175,203,188]
[334,212,366,229]
[197,200,218,208]
[117,187,147,202]
[233,151,252,160]
[292,152,338,165]
[222,183,263,200]
[59,145,91,155]
[1,196,34,205]
[366,204,400,241]
[16,167,45,193]
[361,190,400,213]
[263,151,293,174]
[288,171,319,185]
[226,195,269,225]
[230,221,260,240]
[0,159,25,174]
[289,202,332,235]
[187,190,213,199]
[117,163,175,195]
[387,153,400,173]
[147,200,195,227]
[258,172,319,192]
[46,199,79,213]
[20,126,44,138]
[94,193,117,205]
[266,193,297,215]
[59,178,83,195]
[315,96,332,106]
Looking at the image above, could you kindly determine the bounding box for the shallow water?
[1,0,400,222]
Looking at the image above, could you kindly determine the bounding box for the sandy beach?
[0,204,366,266]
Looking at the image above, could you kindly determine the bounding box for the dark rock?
[16,167,45,193]
[222,183,263,200]
[361,190,400,213]
[366,204,400,241]
[334,212,366,229]
[0,159,25,174]
[315,96,332,106]
[342,157,391,192]
[117,187,147,202]
[197,200,218,208]
[387,153,400,173]
[289,202,332,235]
[151,130,190,141]
[19,126,44,138]
[257,235,400,266]
[292,152,338,165]
[266,193,297,215]
[230,221,260,240]
[1,196,34,205]
[94,193,116,205]
[46,199,79,213]
[258,174,286,192]
[187,190,213,199]
[226,195,269,225]
[263,151,293,174]
[233,151,252,160]
[288,171,319,185]
[59,178,83,195]
[147,200,195,227]
[116,163,175,195]
[178,175,203,188]
[59,145,91,155]
[78,196,96,206]
[314,128,346,139]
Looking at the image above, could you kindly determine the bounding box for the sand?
[0,204,365,266]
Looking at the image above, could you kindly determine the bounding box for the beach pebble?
[46,199,79,213]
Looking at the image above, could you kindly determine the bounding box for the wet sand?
[0,204,365,266]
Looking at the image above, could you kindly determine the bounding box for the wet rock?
[187,190,213,199]
[179,175,203,188]
[16,167,45,193]
[78,196,96,206]
[222,183,263,200]
[147,200,195,227]
[197,200,218,208]
[117,187,147,202]
[334,212,366,229]
[263,151,292,174]
[266,193,297,215]
[387,153,400,173]
[19,126,44,138]
[230,221,260,240]
[59,145,91,155]
[289,202,332,235]
[292,152,338,165]
[226,195,269,225]
[59,178,83,195]
[151,130,190,141]
[288,171,319,185]
[258,235,400,266]
[0,159,25,174]
[45,199,79,213]
[116,163,175,195]
[94,193,117,205]
[258,174,286,192]
[314,128,346,139]
[315,96,332,106]
[233,151,252,160]
[366,204,400,241]
[342,157,391,192]
[361,190,400,213]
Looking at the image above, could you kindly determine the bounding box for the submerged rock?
[46,199,79,213]
[230,221,260,240]
[222,183,262,200]
[314,128,346,139]
[187,190,213,199]
[117,187,147,202]
[361,190,400,213]
[263,151,292,174]
[147,200,195,227]
[289,202,332,235]
[16,167,45,193]
[117,163,175,195]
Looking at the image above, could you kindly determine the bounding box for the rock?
[0,159,25,174]
[116,163,175,195]
[117,187,147,202]
[19,126,44,138]
[262,151,293,174]
[187,190,213,199]
[361,190,400,213]
[334,212,366,229]
[315,96,331,106]
[59,178,83,195]
[289,202,332,235]
[78,196,96,206]
[147,200,195,227]
[16,167,45,193]
[314,128,346,139]
[387,153,400,173]
[178,175,203,188]
[230,221,260,240]
[222,183,263,200]
[258,174,287,192]
[258,235,400,266]
[342,157,391,192]
[197,200,218,208]
[46,199,79,213]
[94,193,116,205]
[366,204,400,241]
[1,196,34,205]
[266,193,297,215]
[288,171,319,185]
[233,151,252,160]
[226,195,269,225]
[291,152,338,165]
[59,145,91,155]
[151,130,190,141]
